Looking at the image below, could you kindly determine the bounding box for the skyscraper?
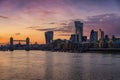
[26,37,30,46]
[90,30,98,42]
[74,21,83,43]
[98,29,104,40]
[94,31,98,41]
[10,37,13,46]
[45,31,53,44]
[70,34,76,43]
[82,36,87,42]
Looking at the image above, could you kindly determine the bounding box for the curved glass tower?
[74,21,83,43]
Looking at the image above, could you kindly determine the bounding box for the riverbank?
[1,48,120,53]
[40,48,120,53]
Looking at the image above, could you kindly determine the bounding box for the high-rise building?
[90,30,98,42]
[45,31,53,44]
[74,21,83,43]
[98,29,104,40]
[10,37,13,46]
[70,34,87,43]
[94,31,98,41]
[70,34,76,43]
[82,36,87,42]
[26,37,30,46]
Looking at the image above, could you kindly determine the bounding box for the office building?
[90,30,98,42]
[70,34,76,43]
[98,29,104,40]
[74,21,83,43]
[45,31,53,44]
[82,36,87,42]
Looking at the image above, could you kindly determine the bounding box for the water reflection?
[0,51,120,80]
[44,51,54,80]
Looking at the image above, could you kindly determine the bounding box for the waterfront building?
[112,35,116,41]
[82,36,87,42]
[10,37,13,46]
[98,29,104,40]
[26,37,30,46]
[25,37,30,51]
[112,38,120,48]
[9,37,14,51]
[74,21,83,43]
[70,34,76,43]
[104,35,109,48]
[90,30,98,43]
[45,31,53,44]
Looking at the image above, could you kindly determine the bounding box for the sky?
[0,0,120,44]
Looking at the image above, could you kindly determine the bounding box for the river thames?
[0,51,120,80]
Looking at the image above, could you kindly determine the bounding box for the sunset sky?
[0,0,120,44]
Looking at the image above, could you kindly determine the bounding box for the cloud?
[26,13,120,38]
[35,22,75,36]
[27,26,41,29]
[0,0,119,26]
[84,13,120,37]
[33,13,120,37]
[47,22,68,25]
[0,15,9,19]
[48,22,56,24]
[59,23,68,25]
[27,19,83,36]
[36,28,57,32]
[15,33,21,36]
[35,27,73,36]
[55,26,74,33]
[35,21,75,33]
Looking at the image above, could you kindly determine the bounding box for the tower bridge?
[9,37,30,51]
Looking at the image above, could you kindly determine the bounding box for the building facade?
[90,30,98,43]
[74,21,83,43]
[45,31,53,44]
[98,29,104,40]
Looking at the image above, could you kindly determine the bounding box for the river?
[0,51,120,80]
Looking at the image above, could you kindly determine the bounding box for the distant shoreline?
[0,48,120,53]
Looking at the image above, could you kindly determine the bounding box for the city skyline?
[0,0,120,44]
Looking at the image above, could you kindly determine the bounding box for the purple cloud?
[0,15,9,19]
[29,13,120,37]
[35,20,75,33]
[36,25,73,33]
[27,26,41,29]
[36,28,57,32]
[85,13,120,37]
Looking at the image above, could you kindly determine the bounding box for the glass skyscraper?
[98,29,104,40]
[90,30,98,43]
[74,21,83,43]
[45,31,53,44]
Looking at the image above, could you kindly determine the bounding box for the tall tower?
[26,37,30,46]
[74,21,83,43]
[10,37,13,46]
[90,30,98,42]
[25,37,30,51]
[98,29,104,40]
[9,37,14,51]
[45,31,53,44]
[94,31,98,41]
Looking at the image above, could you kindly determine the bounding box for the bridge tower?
[9,37,30,51]
[10,37,13,46]
[26,37,30,46]
[26,37,30,51]
[9,37,14,51]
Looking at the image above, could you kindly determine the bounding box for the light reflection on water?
[0,51,120,80]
